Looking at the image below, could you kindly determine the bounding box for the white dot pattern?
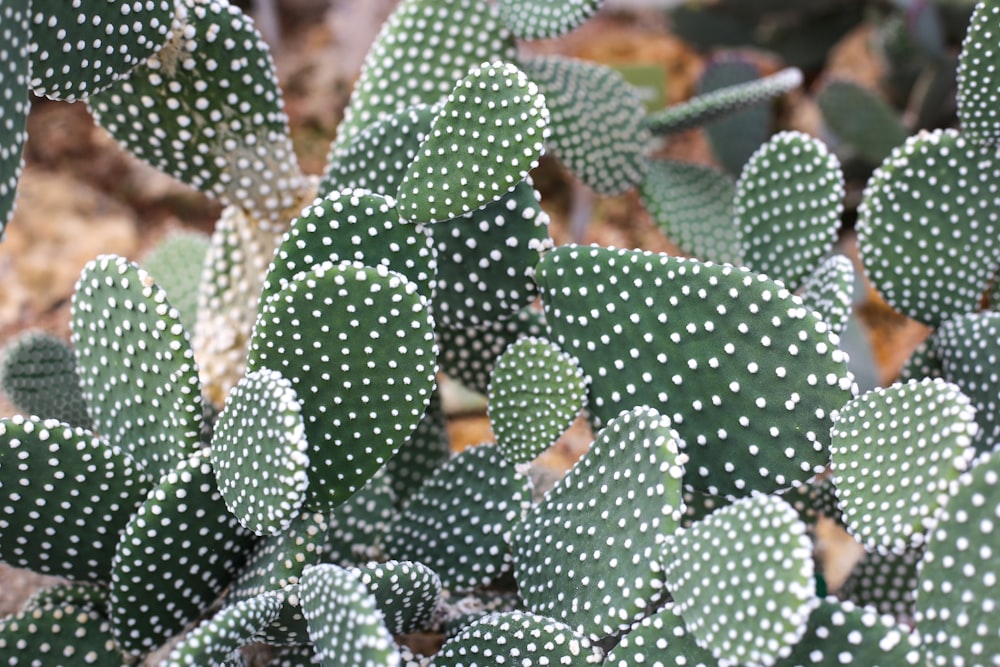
[496,0,602,40]
[957,0,1000,145]
[163,591,284,667]
[604,603,717,667]
[0,331,91,427]
[323,467,397,568]
[0,0,29,239]
[385,389,451,507]
[142,230,211,334]
[0,603,117,663]
[799,254,855,339]
[349,560,442,635]
[839,544,923,623]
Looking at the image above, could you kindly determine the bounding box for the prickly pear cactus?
[0,0,29,237]
[0,331,90,427]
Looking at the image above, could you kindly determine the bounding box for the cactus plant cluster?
[1,0,999,665]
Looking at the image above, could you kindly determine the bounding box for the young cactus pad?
[0,330,91,427]
[798,254,855,339]
[535,245,854,496]
[0,0,29,237]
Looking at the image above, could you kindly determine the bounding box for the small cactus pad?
[857,128,1000,326]
[838,545,922,622]
[0,416,151,581]
[817,79,908,164]
[27,0,174,101]
[495,0,602,39]
[798,254,855,338]
[831,378,978,554]
[536,245,854,496]
[88,0,305,225]
[349,560,442,635]
[915,450,1000,665]
[430,611,603,666]
[263,189,436,306]
[521,55,649,194]
[212,368,309,535]
[109,451,255,656]
[0,0,29,238]
[142,230,211,333]
[0,331,91,427]
[734,130,845,291]
[299,563,401,667]
[957,0,1000,145]
[640,158,741,265]
[661,494,817,666]
[71,254,203,478]
[385,389,451,507]
[396,61,549,223]
[512,406,686,638]
[333,0,516,154]
[772,597,918,666]
[488,336,588,465]
[163,592,284,667]
[603,604,717,667]
[248,261,437,511]
[698,58,772,175]
[0,603,118,665]
[383,444,529,591]
[429,179,550,328]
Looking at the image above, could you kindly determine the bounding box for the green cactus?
[0,331,90,427]
[697,58,774,175]
[817,79,909,164]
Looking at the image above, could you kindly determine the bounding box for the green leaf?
[831,378,978,555]
[142,230,211,334]
[698,58,772,175]
[603,604,717,667]
[838,545,922,622]
[513,406,685,638]
[521,55,649,194]
[0,416,151,582]
[495,0,603,39]
[915,449,1000,666]
[661,494,817,666]
[212,368,309,535]
[299,563,401,667]
[798,254,855,338]
[0,604,119,666]
[248,261,437,511]
[396,61,550,223]
[0,331,90,427]
[639,158,741,265]
[488,336,587,465]
[536,245,854,496]
[857,128,1000,326]
[383,444,529,591]
[88,0,305,225]
[734,130,844,291]
[27,0,174,101]
[350,560,442,635]
[430,611,602,666]
[817,79,908,164]
[957,0,1000,145]
[0,0,30,239]
[163,592,284,667]
[109,451,255,656]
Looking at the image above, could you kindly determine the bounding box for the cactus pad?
[0,603,118,665]
[838,545,922,622]
[142,230,211,333]
[0,0,29,238]
[495,0,603,40]
[350,560,442,635]
[163,592,284,667]
[698,58,772,175]
[799,254,855,338]
[385,390,451,506]
[817,79,908,164]
[512,406,685,638]
[0,331,91,427]
[603,603,717,667]
[958,0,1000,145]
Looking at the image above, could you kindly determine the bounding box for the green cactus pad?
[142,230,211,333]
[397,61,549,223]
[0,0,29,239]
[350,560,442,635]
[88,0,305,225]
[644,67,802,136]
[163,592,284,667]
[268,642,325,666]
[430,611,602,666]
[438,590,523,638]
[248,260,437,511]
[23,581,110,615]
[323,467,397,567]
[0,603,118,666]
[857,128,1000,326]
[332,0,516,155]
[299,563,401,667]
[320,105,435,198]
[109,451,255,656]
[661,494,817,666]
[438,306,547,395]
[383,444,529,591]
[817,79,908,164]
[933,312,1000,452]
[799,254,855,338]
[640,158,741,265]
[958,0,1000,145]
[488,336,587,465]
[385,390,451,507]
[831,378,978,555]
[838,545,922,622]
[0,416,151,582]
[899,337,944,383]
[211,369,309,536]
[0,331,91,427]
[772,597,917,666]
[263,189,436,306]
[536,245,854,497]
[495,0,602,39]
[698,58,772,175]
[521,55,649,194]
[429,179,550,328]
[512,406,685,638]
[71,254,203,478]
[734,130,844,291]
[603,603,717,667]
[27,0,174,102]
[915,449,1000,666]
